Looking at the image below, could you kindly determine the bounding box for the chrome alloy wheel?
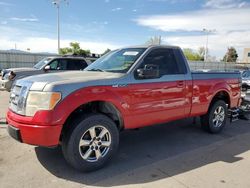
[78,125,111,162]
[212,106,225,128]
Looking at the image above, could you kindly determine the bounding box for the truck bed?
[190,71,241,117]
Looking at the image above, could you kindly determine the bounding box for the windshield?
[33,57,52,69]
[85,48,146,73]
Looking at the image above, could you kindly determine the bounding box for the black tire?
[200,100,227,133]
[62,113,119,172]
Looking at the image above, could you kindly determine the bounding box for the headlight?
[26,91,61,116]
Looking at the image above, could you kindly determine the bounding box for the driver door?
[128,48,187,128]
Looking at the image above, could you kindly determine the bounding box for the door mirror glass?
[136,64,160,79]
[44,65,51,71]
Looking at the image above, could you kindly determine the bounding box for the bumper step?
[228,108,240,123]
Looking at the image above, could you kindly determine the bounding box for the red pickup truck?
[7,45,241,171]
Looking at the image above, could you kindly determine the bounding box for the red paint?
[190,78,241,116]
[7,110,62,147]
[7,78,241,147]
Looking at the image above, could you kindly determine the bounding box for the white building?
[243,48,250,63]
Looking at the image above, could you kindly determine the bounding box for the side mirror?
[137,64,160,79]
[44,65,51,71]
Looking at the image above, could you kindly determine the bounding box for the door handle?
[177,81,184,87]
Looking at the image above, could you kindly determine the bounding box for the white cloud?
[0,1,12,6]
[135,8,250,59]
[10,17,39,22]
[92,21,108,25]
[1,21,7,25]
[0,37,120,54]
[204,0,250,9]
[148,0,195,3]
[111,7,122,11]
[0,20,119,54]
[164,31,250,59]
[135,8,250,32]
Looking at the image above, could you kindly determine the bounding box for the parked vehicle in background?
[0,56,89,92]
[241,70,250,91]
[7,45,241,172]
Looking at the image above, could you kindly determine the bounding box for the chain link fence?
[189,61,250,71]
[0,51,57,70]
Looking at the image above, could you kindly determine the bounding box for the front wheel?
[200,100,227,133]
[62,114,119,172]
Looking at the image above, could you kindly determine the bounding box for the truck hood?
[16,71,127,98]
[4,67,42,80]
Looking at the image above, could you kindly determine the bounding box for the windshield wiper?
[88,68,105,72]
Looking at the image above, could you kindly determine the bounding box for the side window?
[67,59,88,70]
[75,60,88,70]
[57,59,67,70]
[174,49,187,74]
[49,60,59,70]
[138,49,181,77]
[49,59,67,70]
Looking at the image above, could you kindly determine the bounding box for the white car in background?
[241,70,250,91]
[0,56,89,92]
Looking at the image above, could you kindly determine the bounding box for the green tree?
[59,42,91,57]
[223,47,238,62]
[59,47,72,55]
[183,48,203,61]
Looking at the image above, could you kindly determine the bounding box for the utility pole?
[52,0,68,54]
[202,28,216,62]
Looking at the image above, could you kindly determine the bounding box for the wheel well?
[61,101,124,140]
[210,91,230,109]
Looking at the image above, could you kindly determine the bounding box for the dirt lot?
[1,91,250,188]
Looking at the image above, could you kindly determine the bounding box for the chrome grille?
[9,81,32,115]
[9,85,22,113]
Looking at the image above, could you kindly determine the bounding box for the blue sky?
[0,0,250,60]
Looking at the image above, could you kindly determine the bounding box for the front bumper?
[7,110,62,147]
[0,79,12,91]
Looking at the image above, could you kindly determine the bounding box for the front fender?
[50,86,130,126]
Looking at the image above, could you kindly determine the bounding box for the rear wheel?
[200,100,227,133]
[62,113,119,172]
